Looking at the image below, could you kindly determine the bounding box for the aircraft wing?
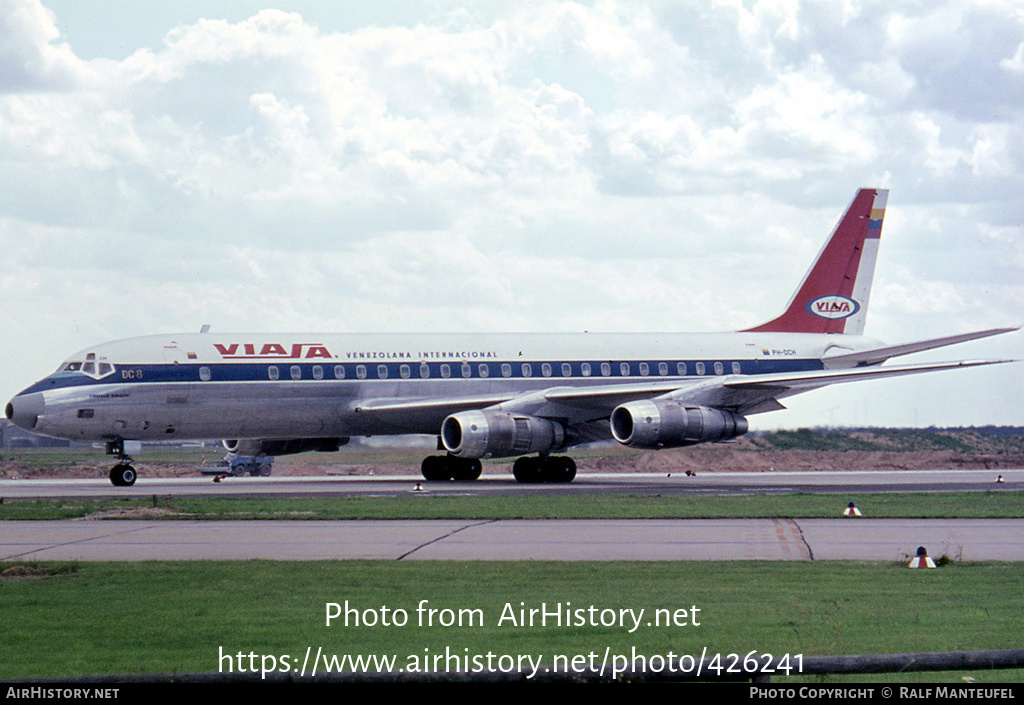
[352,358,1013,430]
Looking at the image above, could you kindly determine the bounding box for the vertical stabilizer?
[743,188,887,335]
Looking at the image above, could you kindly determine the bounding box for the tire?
[512,457,543,484]
[110,465,136,486]
[543,456,576,483]
[452,459,482,481]
[421,455,453,481]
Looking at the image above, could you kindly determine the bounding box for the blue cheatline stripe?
[18,357,824,393]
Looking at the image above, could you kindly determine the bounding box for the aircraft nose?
[6,392,44,432]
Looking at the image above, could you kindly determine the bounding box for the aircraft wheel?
[110,465,136,487]
[452,459,482,481]
[421,455,453,481]
[543,456,576,483]
[512,457,543,484]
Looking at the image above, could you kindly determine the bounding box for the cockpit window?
[69,353,116,380]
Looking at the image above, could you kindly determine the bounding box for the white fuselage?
[8,331,877,444]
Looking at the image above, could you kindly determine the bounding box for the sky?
[1,0,1022,432]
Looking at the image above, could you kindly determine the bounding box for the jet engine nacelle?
[222,437,349,456]
[610,400,748,449]
[441,410,565,459]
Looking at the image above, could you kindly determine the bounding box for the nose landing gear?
[106,439,140,486]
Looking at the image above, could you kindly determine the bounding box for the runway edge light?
[908,546,937,569]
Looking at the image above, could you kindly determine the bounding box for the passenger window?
[313,365,324,380]
[639,362,649,376]
[677,362,687,375]
[714,362,724,375]
[334,365,345,379]
[441,364,451,378]
[478,364,489,378]
[601,363,611,376]
[291,365,302,380]
[620,362,630,376]
[377,365,388,379]
[461,363,471,378]
[732,362,741,374]
[200,366,211,381]
[501,364,512,378]
[658,362,668,376]
[695,362,705,376]
[420,364,430,379]
[542,363,552,377]
[400,365,410,379]
[522,363,532,377]
[581,363,591,377]
[561,363,571,377]
[356,365,367,379]
[269,366,280,380]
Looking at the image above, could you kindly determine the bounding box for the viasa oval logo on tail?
[805,295,860,320]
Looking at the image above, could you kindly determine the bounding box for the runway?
[2,518,1022,562]
[1,468,1021,498]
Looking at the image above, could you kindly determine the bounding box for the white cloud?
[0,0,87,91]
[1,0,1022,428]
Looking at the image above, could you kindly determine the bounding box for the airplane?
[5,188,1017,486]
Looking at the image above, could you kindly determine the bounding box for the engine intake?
[222,437,348,456]
[441,410,565,459]
[610,401,747,449]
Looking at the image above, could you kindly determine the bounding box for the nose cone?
[6,392,45,432]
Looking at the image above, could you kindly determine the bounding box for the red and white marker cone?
[908,546,936,568]
[843,502,862,517]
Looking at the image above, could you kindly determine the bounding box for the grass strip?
[1,560,1021,682]
[1,490,1023,520]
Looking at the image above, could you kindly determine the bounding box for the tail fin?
[743,187,888,335]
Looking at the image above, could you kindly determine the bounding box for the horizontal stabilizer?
[723,358,1012,393]
[822,327,1020,368]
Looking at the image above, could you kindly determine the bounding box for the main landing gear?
[421,455,483,481]
[106,439,140,486]
[419,454,577,483]
[512,455,576,484]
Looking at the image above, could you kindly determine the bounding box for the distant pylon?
[843,501,862,517]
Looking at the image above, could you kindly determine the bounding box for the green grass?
[2,490,1023,520]
[1,560,1021,682]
